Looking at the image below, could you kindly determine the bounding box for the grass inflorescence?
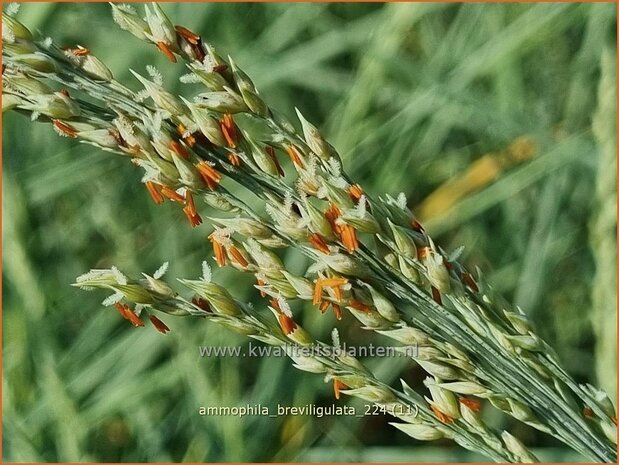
[2,3,616,462]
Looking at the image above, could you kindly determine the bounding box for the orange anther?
[175,25,200,45]
[333,285,342,302]
[208,234,228,267]
[176,123,196,147]
[332,304,342,320]
[348,184,364,202]
[312,281,323,305]
[170,140,189,159]
[185,191,198,216]
[277,313,297,335]
[340,224,359,253]
[313,277,348,307]
[348,300,372,313]
[325,203,342,234]
[309,233,330,254]
[220,114,237,148]
[65,45,91,56]
[182,205,202,227]
[53,120,78,138]
[431,404,454,424]
[149,315,170,334]
[257,278,266,298]
[417,246,431,260]
[145,181,164,205]
[318,300,330,313]
[285,144,304,168]
[156,41,177,63]
[196,161,222,190]
[114,303,144,327]
[160,186,185,203]
[459,397,482,412]
[333,379,348,400]
[229,246,248,267]
[228,152,241,167]
[319,277,349,287]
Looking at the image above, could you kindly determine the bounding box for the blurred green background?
[2,2,616,462]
